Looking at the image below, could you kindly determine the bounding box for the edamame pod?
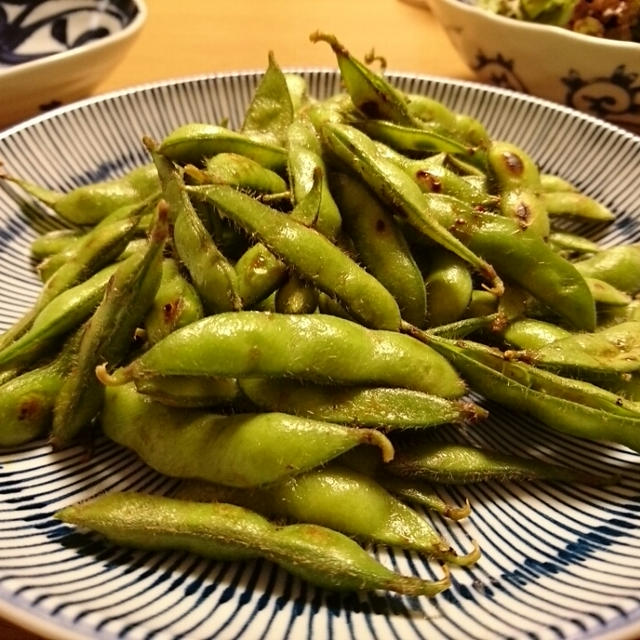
[331,171,427,326]
[386,441,616,485]
[143,258,204,345]
[574,245,640,294]
[234,243,288,308]
[540,191,615,221]
[100,383,395,486]
[100,312,466,399]
[422,248,473,328]
[174,465,480,565]
[0,262,118,369]
[241,51,294,146]
[0,213,142,351]
[148,139,241,313]
[287,120,342,241]
[196,185,402,330]
[0,331,79,447]
[510,321,640,377]
[197,153,288,193]
[419,193,596,331]
[5,164,160,225]
[501,317,572,350]
[159,124,288,172]
[487,141,549,238]
[30,228,83,260]
[310,32,414,125]
[321,122,502,295]
[56,492,450,595]
[50,203,169,449]
[239,378,486,427]
[377,476,472,520]
[408,329,640,452]
[356,118,486,168]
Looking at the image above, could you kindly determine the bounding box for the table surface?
[0,1,471,638]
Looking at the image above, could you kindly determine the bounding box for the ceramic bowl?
[426,0,640,132]
[0,0,147,129]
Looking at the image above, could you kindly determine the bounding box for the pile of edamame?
[2,32,639,596]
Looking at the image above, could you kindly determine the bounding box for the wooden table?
[1,1,471,638]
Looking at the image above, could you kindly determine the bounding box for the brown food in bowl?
[569,0,640,41]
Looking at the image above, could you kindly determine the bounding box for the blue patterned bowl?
[426,0,640,133]
[0,0,146,128]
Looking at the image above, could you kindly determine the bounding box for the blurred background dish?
[426,0,640,132]
[0,0,147,129]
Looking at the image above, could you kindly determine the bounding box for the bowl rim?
[0,0,148,81]
[429,0,640,51]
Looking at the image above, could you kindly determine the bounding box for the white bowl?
[427,0,640,132]
[0,0,147,129]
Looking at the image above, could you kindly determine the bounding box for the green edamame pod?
[540,173,578,193]
[377,476,472,521]
[50,203,169,449]
[539,191,614,221]
[356,119,487,169]
[56,492,450,595]
[100,383,394,485]
[574,245,640,294]
[30,228,84,260]
[406,94,490,147]
[501,317,572,350]
[374,144,494,206]
[587,277,632,307]
[143,258,204,345]
[510,321,640,377]
[147,139,241,313]
[0,213,142,351]
[101,312,466,399]
[219,171,324,310]
[5,164,160,225]
[407,329,640,452]
[0,330,79,447]
[174,465,480,565]
[422,193,595,331]
[159,124,288,172]
[0,262,118,369]
[331,171,427,326]
[499,189,550,239]
[321,122,503,295]
[196,185,402,330]
[548,231,601,256]
[310,32,414,125]
[238,378,487,427]
[274,275,319,314]
[241,51,294,146]
[234,243,288,308]
[287,120,342,241]
[36,196,156,281]
[133,375,240,408]
[422,248,473,328]
[284,73,309,112]
[195,153,288,193]
[386,441,616,485]
[487,141,549,238]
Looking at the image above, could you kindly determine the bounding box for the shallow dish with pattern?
[0,0,146,129]
[0,70,640,640]
[426,0,640,133]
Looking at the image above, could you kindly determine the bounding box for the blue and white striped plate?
[1,71,640,640]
